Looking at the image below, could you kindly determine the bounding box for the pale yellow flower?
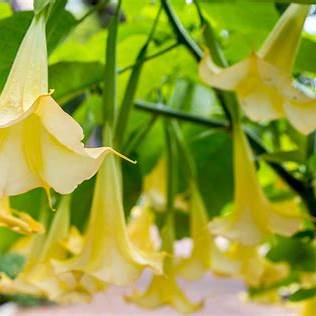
[215,243,288,288]
[209,123,303,245]
[0,197,43,234]
[0,197,106,303]
[126,220,202,313]
[128,205,159,253]
[176,183,214,280]
[53,154,164,286]
[199,4,316,134]
[300,297,316,316]
[0,14,114,197]
[126,272,202,313]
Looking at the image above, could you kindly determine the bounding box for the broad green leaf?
[289,287,316,302]
[267,235,316,272]
[200,2,279,62]
[296,38,316,74]
[0,3,12,19]
[122,160,142,215]
[190,129,233,216]
[0,253,25,279]
[70,178,95,231]
[49,61,103,103]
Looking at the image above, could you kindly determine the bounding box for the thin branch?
[119,42,179,74]
[161,0,203,61]
[134,100,229,130]
[124,114,158,154]
[77,0,110,24]
[134,100,315,212]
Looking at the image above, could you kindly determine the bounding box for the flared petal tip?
[133,250,166,277]
[208,217,266,246]
[125,290,203,314]
[284,100,316,135]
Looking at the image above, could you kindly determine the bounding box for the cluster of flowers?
[0,3,315,315]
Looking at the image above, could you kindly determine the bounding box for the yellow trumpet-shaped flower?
[53,154,164,286]
[0,14,114,197]
[0,197,106,303]
[199,4,316,134]
[143,157,187,212]
[0,197,43,234]
[128,205,159,253]
[300,297,316,316]
[209,123,303,245]
[176,183,214,280]
[143,158,167,211]
[126,220,202,313]
[215,243,288,288]
[126,272,202,313]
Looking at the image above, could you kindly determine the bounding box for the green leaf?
[46,2,77,54]
[122,160,142,215]
[296,38,316,74]
[289,287,316,302]
[0,3,12,19]
[70,178,95,231]
[267,235,316,272]
[73,95,103,139]
[49,62,103,103]
[0,253,25,279]
[308,154,316,173]
[200,2,278,62]
[191,129,233,216]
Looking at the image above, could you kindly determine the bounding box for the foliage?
[1,0,316,313]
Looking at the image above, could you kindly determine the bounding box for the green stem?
[102,0,121,131]
[171,120,197,180]
[114,5,162,148]
[119,42,179,74]
[161,0,202,61]
[162,120,178,258]
[77,0,110,24]
[135,100,229,130]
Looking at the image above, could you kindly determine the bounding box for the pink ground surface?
[16,273,299,316]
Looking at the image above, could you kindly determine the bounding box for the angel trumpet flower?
[209,123,303,245]
[214,243,288,287]
[300,297,316,316]
[127,205,159,253]
[0,197,105,303]
[126,221,202,313]
[53,153,164,286]
[199,4,316,134]
[176,183,213,280]
[0,14,114,197]
[0,197,43,234]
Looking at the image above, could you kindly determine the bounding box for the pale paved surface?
[16,273,299,316]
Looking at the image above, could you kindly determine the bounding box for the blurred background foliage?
[1,0,316,304]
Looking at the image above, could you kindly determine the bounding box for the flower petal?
[0,16,47,127]
[199,51,250,90]
[126,275,203,313]
[284,95,316,135]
